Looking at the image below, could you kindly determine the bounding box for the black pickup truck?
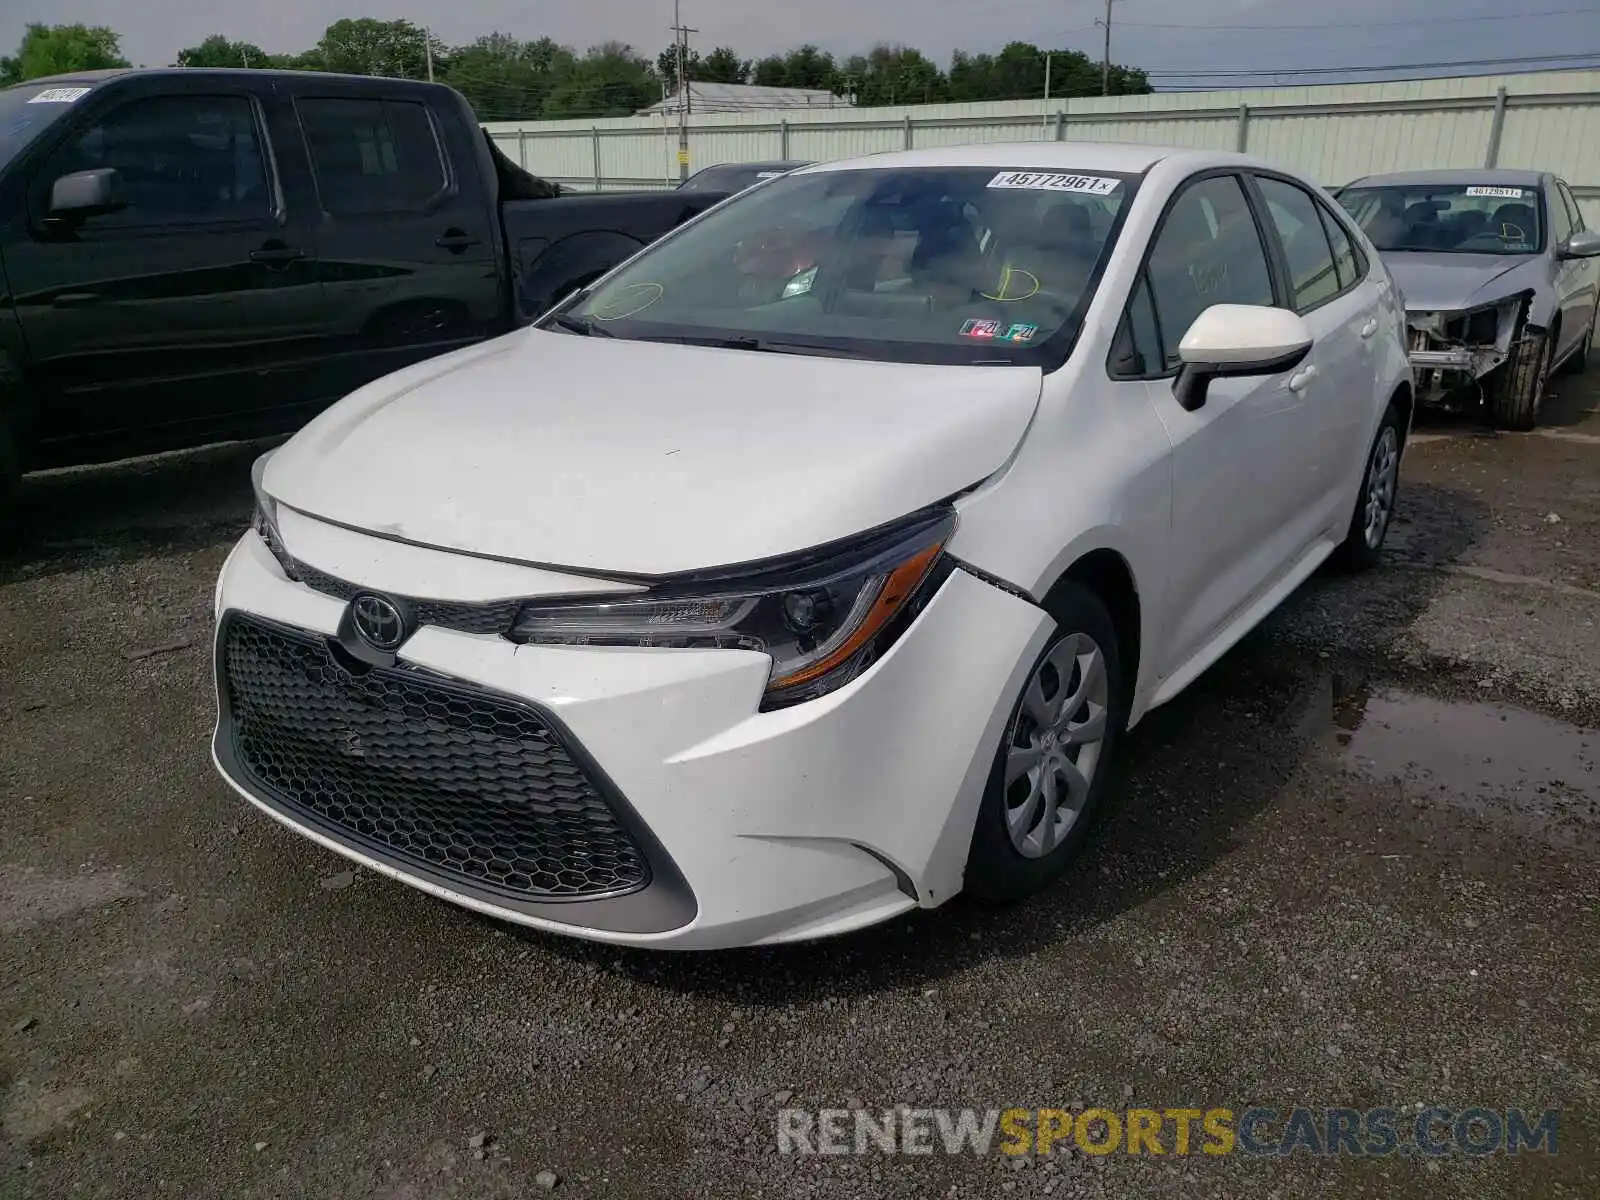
[0,68,730,534]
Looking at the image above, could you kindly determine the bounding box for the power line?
[1143,50,1600,78]
[1118,6,1594,31]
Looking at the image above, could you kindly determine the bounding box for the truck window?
[38,94,269,228]
[297,98,448,216]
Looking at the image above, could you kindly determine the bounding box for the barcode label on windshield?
[1464,186,1528,199]
[987,171,1120,196]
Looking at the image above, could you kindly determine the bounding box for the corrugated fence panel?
[487,69,1600,194]
[1065,116,1235,150]
[788,122,904,161]
[1498,104,1600,185]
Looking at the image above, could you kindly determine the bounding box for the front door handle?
[250,243,306,267]
[435,229,480,253]
[1360,317,1379,338]
[1288,364,1319,393]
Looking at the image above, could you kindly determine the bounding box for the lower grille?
[219,614,649,901]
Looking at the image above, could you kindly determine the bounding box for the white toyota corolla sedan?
[214,143,1412,950]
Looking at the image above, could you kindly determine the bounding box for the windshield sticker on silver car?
[1464,186,1529,199]
[27,87,92,104]
[987,171,1120,196]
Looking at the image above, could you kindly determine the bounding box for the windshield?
[1337,183,1544,255]
[0,82,95,173]
[565,165,1136,364]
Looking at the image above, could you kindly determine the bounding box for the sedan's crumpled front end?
[1404,294,1529,404]
[211,498,1052,949]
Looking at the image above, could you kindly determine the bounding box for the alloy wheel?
[1363,425,1400,550]
[1002,632,1109,858]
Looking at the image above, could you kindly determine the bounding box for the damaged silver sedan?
[1336,169,1600,429]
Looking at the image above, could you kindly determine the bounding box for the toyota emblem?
[350,593,407,650]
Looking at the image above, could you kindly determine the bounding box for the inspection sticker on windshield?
[1465,186,1528,199]
[27,87,92,104]
[987,171,1120,196]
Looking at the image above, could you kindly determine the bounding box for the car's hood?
[265,329,1043,577]
[1385,252,1544,313]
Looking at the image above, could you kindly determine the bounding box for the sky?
[3,0,1598,90]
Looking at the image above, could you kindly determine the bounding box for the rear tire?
[965,583,1126,902]
[1332,401,1404,572]
[1487,331,1551,431]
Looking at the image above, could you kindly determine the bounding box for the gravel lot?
[3,374,1598,1199]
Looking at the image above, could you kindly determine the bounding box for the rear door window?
[1256,177,1342,312]
[297,97,448,215]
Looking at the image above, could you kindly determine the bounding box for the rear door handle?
[250,245,306,266]
[435,230,480,252]
[1360,317,1379,339]
[1288,364,1319,393]
[53,292,101,308]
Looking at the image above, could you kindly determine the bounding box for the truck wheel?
[1487,331,1550,432]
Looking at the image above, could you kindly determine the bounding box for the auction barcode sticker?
[1464,186,1528,199]
[27,87,92,104]
[988,171,1120,196]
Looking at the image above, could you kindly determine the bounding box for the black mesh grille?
[293,563,522,637]
[220,615,649,900]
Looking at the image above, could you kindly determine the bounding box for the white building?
[639,81,853,116]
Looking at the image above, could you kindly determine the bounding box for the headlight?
[1407,312,1445,335]
[249,449,297,578]
[510,510,957,709]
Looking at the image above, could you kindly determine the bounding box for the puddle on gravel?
[1335,688,1598,844]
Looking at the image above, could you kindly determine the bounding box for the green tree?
[751,45,838,92]
[698,46,749,85]
[840,45,945,106]
[175,35,269,69]
[654,44,702,94]
[543,43,658,119]
[1,22,129,85]
[315,18,443,80]
[445,33,575,121]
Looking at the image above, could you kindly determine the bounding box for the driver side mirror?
[1559,229,1600,260]
[48,168,127,221]
[1172,304,1314,412]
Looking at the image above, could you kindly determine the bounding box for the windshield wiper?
[657,334,869,359]
[547,313,614,338]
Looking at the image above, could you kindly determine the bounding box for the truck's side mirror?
[48,168,127,220]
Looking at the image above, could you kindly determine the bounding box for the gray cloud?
[3,0,1594,88]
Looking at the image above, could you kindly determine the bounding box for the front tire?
[965,583,1126,902]
[1488,331,1551,430]
[1332,401,1403,572]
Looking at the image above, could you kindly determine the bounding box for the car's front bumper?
[211,528,1052,950]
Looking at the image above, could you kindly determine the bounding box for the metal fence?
[484,69,1600,221]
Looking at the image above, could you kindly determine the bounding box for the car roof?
[797,142,1269,178]
[6,66,450,90]
[1343,167,1548,189]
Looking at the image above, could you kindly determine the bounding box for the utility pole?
[1042,52,1052,133]
[1097,0,1115,96]
[670,0,698,183]
[425,30,434,83]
